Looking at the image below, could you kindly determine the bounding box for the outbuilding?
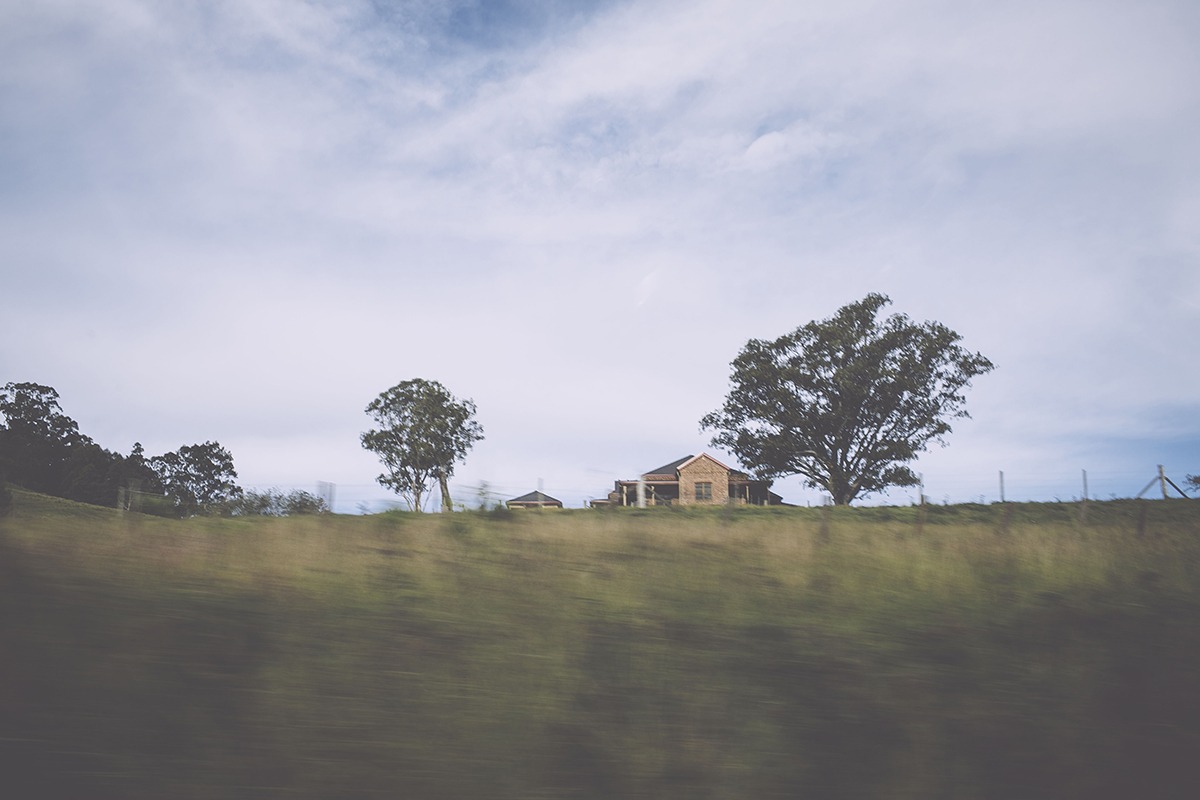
[506,490,564,509]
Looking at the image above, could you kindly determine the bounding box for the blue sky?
[2,0,1197,510]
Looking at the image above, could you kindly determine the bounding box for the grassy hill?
[3,489,1200,799]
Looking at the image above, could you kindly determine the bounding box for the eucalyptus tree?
[701,294,994,505]
[0,382,234,513]
[149,441,241,516]
[0,381,92,494]
[361,379,483,512]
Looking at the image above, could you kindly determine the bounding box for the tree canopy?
[0,382,94,494]
[149,442,241,516]
[361,379,484,512]
[701,294,994,505]
[1,381,241,516]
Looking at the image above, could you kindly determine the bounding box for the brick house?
[591,454,782,507]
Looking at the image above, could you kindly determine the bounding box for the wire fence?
[247,465,1195,514]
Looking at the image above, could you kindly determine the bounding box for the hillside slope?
[3,492,1199,799]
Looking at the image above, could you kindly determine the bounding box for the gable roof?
[676,453,733,473]
[642,455,694,478]
[508,490,561,504]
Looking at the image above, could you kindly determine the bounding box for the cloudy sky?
[2,0,1197,510]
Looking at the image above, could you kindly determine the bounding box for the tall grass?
[2,491,1199,799]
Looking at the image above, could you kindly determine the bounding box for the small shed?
[506,490,564,509]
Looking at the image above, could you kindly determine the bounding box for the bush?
[226,488,329,516]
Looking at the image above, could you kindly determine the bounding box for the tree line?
[0,383,326,517]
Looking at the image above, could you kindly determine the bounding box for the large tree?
[149,441,241,516]
[701,294,994,505]
[361,379,484,512]
[0,381,93,494]
[2,382,151,508]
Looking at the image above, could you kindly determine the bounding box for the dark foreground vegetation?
[2,491,1199,799]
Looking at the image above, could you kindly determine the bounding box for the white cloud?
[2,0,1198,508]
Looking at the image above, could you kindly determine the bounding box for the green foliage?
[135,492,182,518]
[3,494,1200,798]
[149,442,240,516]
[0,382,163,508]
[227,487,329,516]
[0,381,92,494]
[702,294,994,505]
[0,382,87,447]
[361,378,484,512]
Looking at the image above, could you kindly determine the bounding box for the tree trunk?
[439,470,452,512]
[829,476,854,506]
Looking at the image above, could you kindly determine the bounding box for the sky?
[2,0,1198,511]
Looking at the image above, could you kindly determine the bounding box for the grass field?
[3,489,1200,799]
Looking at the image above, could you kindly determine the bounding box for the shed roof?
[508,490,562,504]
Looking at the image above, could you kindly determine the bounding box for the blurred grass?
[2,490,1200,799]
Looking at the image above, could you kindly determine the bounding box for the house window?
[695,482,712,501]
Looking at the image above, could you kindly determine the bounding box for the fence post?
[1079,469,1088,525]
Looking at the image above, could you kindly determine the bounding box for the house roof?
[677,453,732,473]
[507,490,562,504]
[642,455,694,478]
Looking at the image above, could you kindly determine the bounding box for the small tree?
[701,294,994,505]
[361,379,483,512]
